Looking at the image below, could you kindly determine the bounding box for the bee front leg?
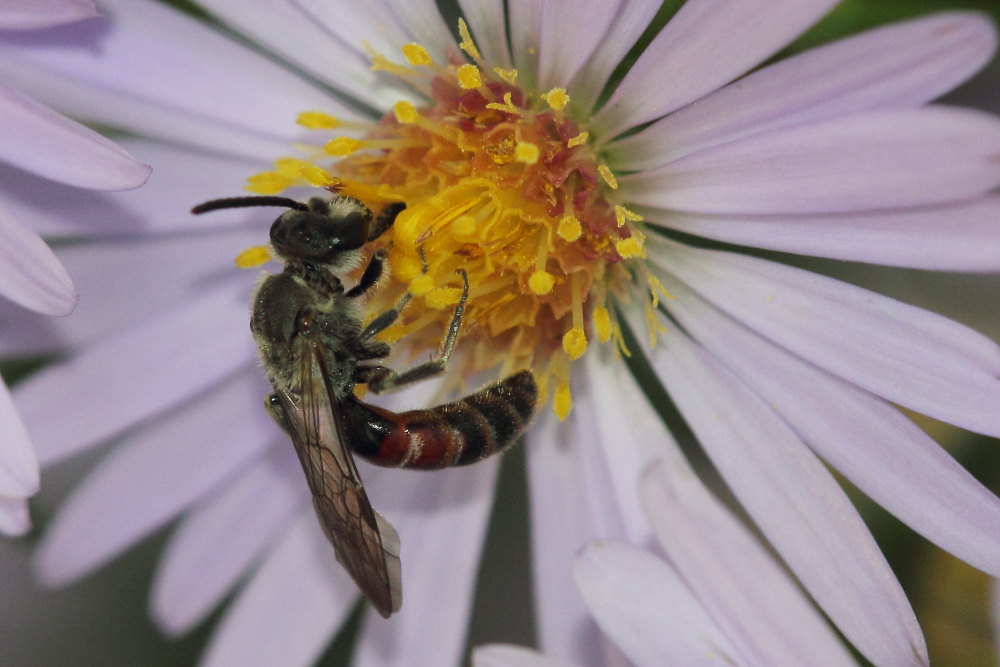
[364,269,469,394]
[346,249,389,299]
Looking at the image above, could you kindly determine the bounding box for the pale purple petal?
[534,0,621,94]
[0,496,31,536]
[656,240,1000,438]
[659,275,1000,579]
[200,511,358,667]
[381,0,456,58]
[151,445,304,635]
[594,0,839,136]
[506,0,543,82]
[352,461,499,666]
[0,81,149,190]
[0,377,38,497]
[1,139,267,240]
[193,0,391,110]
[647,196,1000,272]
[33,371,275,587]
[992,581,1000,656]
[0,0,353,160]
[527,412,624,667]
[566,0,662,112]
[640,461,856,666]
[625,307,928,666]
[457,0,512,69]
[619,107,1000,215]
[13,280,257,466]
[0,199,74,316]
[0,0,98,30]
[293,0,408,60]
[574,541,740,666]
[609,12,999,170]
[473,644,578,667]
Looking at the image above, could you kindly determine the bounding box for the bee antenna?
[191,196,309,215]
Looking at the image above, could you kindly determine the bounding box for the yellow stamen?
[567,131,589,148]
[493,67,518,84]
[300,165,336,187]
[409,274,435,296]
[615,236,646,259]
[485,92,521,115]
[457,18,481,59]
[325,137,364,156]
[557,215,581,242]
[273,157,312,177]
[394,100,420,124]
[369,51,414,78]
[598,164,618,190]
[515,141,540,164]
[457,64,483,89]
[297,111,340,130]
[529,270,555,295]
[235,245,272,268]
[246,172,293,195]
[402,43,432,66]
[646,304,667,348]
[614,204,643,227]
[553,381,573,421]
[562,327,587,360]
[542,87,569,110]
[593,306,612,342]
[647,274,674,308]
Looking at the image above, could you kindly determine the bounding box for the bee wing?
[273,338,402,618]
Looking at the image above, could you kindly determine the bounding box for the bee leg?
[346,248,389,299]
[366,201,406,242]
[364,269,469,394]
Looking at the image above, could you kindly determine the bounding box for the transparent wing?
[272,338,402,617]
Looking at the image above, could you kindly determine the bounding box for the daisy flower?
[0,0,150,536]
[3,0,1000,665]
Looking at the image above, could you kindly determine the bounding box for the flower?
[3,0,1000,664]
[0,0,150,536]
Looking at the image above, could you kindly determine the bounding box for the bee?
[192,193,537,617]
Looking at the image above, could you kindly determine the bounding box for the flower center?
[244,20,653,418]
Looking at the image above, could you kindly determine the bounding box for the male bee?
[192,193,537,617]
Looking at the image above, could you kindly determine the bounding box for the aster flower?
[0,0,150,536]
[3,0,1000,665]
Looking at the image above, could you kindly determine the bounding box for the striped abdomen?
[343,370,537,469]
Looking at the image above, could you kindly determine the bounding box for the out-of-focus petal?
[200,511,358,667]
[656,240,1000,438]
[0,199,74,316]
[0,377,38,497]
[0,496,31,536]
[594,0,838,136]
[566,0,662,112]
[457,0,511,69]
[151,445,304,635]
[34,371,275,587]
[13,279,257,466]
[648,196,1000,272]
[527,412,624,667]
[0,0,98,30]
[534,0,621,94]
[0,81,149,190]
[574,540,739,666]
[351,461,499,666]
[626,307,928,666]
[640,460,856,666]
[473,644,578,667]
[609,12,998,170]
[506,0,543,83]
[0,0,352,160]
[620,107,1000,215]
[381,0,456,59]
[660,275,1000,579]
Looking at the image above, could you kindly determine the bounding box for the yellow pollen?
[553,382,573,421]
[297,111,340,129]
[647,274,674,308]
[529,271,555,295]
[457,64,483,89]
[453,214,477,235]
[515,141,540,164]
[246,172,292,194]
[485,92,521,115]
[542,87,569,110]
[394,100,420,124]
[300,165,336,187]
[426,286,463,309]
[369,51,414,78]
[593,307,612,342]
[402,43,432,66]
[408,274,435,296]
[557,215,581,242]
[567,131,589,148]
[598,164,619,190]
[273,157,313,177]
[325,137,363,156]
[615,237,646,259]
[562,327,587,360]
[235,245,272,268]
[493,67,518,84]
[457,18,481,59]
[614,204,643,227]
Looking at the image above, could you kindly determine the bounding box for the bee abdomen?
[346,370,537,469]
